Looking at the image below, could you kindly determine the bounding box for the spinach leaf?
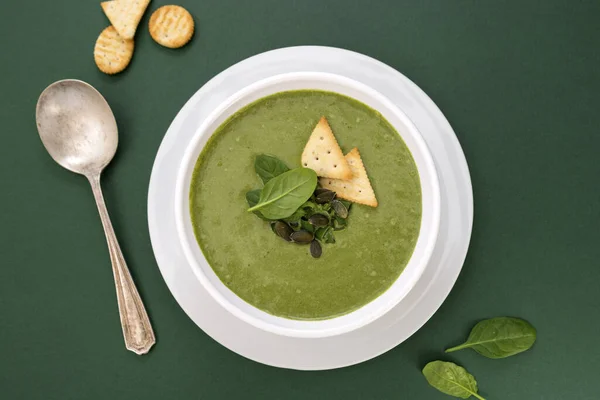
[301,220,315,233]
[323,228,335,244]
[245,189,268,220]
[423,361,485,400]
[316,226,335,244]
[320,202,332,212]
[333,216,347,231]
[304,202,331,217]
[245,189,261,207]
[254,154,290,183]
[248,168,318,219]
[445,317,536,359]
[315,227,327,241]
[283,208,306,223]
[302,200,318,212]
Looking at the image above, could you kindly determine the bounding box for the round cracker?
[94,26,135,75]
[149,5,195,49]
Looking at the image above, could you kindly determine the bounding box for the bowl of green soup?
[175,72,440,338]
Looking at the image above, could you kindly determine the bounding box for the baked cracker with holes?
[94,26,135,75]
[301,117,352,179]
[149,5,195,48]
[319,147,378,207]
[101,0,150,40]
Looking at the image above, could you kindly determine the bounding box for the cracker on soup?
[320,148,378,207]
[301,117,352,180]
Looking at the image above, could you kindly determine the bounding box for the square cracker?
[301,117,352,180]
[319,148,378,207]
[101,0,151,40]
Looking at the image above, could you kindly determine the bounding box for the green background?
[1,0,598,398]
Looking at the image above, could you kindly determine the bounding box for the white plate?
[148,46,473,370]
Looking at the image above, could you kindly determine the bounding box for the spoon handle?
[88,174,156,355]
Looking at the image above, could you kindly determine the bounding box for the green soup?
[190,90,421,320]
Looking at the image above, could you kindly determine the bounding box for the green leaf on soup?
[246,189,268,220]
[302,200,318,212]
[283,208,306,223]
[305,202,331,218]
[323,228,335,244]
[315,227,326,240]
[254,154,290,183]
[245,189,261,207]
[316,226,335,244]
[445,317,537,359]
[301,219,315,233]
[247,168,318,220]
[422,361,485,400]
[333,216,347,231]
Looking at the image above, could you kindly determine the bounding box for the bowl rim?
[174,71,441,338]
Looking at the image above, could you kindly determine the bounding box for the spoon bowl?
[35,79,155,355]
[36,80,118,176]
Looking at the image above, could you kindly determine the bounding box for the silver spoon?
[36,79,155,355]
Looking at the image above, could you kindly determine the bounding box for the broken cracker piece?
[101,0,151,40]
[301,117,352,180]
[94,26,135,75]
[319,148,378,207]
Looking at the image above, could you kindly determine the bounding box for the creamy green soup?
[190,90,421,320]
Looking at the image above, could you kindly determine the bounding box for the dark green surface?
[1,0,599,398]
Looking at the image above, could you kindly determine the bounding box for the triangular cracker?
[101,0,151,40]
[319,148,378,207]
[301,117,352,180]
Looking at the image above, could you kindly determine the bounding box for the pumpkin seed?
[315,189,336,204]
[273,221,293,242]
[308,213,329,227]
[290,230,314,244]
[310,240,322,258]
[331,200,348,218]
[314,188,333,196]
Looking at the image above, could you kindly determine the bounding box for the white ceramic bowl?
[175,72,441,338]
